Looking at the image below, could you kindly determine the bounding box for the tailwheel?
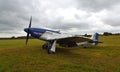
[82,44,88,48]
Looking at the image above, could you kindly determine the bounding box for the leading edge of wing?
[40,31,92,43]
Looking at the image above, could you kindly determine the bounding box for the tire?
[83,46,87,48]
[47,49,55,54]
[42,43,51,49]
[42,44,47,49]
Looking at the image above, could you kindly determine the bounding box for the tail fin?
[90,33,99,45]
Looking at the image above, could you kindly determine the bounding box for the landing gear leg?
[42,40,56,54]
[42,42,55,54]
[47,40,56,54]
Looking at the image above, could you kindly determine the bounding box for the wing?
[57,36,91,44]
[40,31,73,40]
[40,31,92,43]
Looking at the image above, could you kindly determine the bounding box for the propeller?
[26,16,32,45]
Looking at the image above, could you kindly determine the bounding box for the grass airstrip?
[0,35,120,72]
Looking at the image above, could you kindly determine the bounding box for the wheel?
[42,43,51,49]
[42,44,47,49]
[83,46,87,48]
[83,44,88,48]
[47,49,55,54]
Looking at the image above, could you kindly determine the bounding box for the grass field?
[0,36,120,72]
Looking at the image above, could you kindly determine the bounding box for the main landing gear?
[42,41,56,54]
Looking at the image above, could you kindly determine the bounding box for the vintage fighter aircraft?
[24,17,100,54]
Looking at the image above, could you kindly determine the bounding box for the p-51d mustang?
[24,17,100,54]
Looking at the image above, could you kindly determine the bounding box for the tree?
[11,36,15,39]
[103,32,112,36]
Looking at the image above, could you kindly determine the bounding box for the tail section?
[90,33,99,45]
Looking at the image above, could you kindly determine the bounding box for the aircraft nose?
[24,28,29,32]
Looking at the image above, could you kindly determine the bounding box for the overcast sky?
[0,0,120,37]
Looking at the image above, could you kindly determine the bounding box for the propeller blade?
[25,16,32,45]
[29,16,32,28]
[26,32,29,45]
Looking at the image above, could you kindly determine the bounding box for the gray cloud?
[48,22,91,31]
[76,0,120,11]
[0,0,120,37]
[0,0,41,35]
[102,6,120,27]
[104,17,120,27]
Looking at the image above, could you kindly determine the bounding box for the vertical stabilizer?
[91,33,99,45]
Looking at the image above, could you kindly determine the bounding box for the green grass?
[0,36,120,72]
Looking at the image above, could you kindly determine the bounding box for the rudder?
[91,33,99,45]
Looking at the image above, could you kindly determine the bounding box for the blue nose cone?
[24,28,29,33]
